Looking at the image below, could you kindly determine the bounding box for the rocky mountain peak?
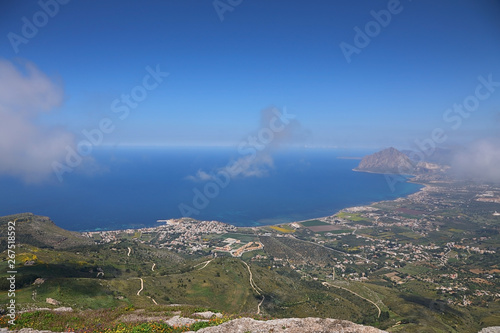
[354,147,415,175]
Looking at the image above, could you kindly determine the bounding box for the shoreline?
[268,175,430,229]
[352,168,416,177]
[77,171,429,234]
[337,156,363,160]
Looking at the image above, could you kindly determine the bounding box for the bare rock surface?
[165,315,206,327]
[478,328,500,333]
[355,147,414,175]
[190,317,388,333]
[52,307,72,312]
[193,311,223,319]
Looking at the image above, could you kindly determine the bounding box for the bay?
[0,147,422,231]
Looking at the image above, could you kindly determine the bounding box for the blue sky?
[0,0,499,171]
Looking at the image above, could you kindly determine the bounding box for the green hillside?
[0,213,93,250]
[0,205,498,333]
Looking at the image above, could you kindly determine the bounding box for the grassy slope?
[0,241,380,325]
[0,213,93,250]
[0,212,497,332]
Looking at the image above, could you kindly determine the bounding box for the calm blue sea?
[0,147,422,231]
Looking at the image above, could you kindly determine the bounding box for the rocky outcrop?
[193,311,223,319]
[191,317,387,333]
[355,147,414,175]
[478,327,500,333]
[45,298,60,306]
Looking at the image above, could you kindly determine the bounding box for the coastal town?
[82,180,500,310]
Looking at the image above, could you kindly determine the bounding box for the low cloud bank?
[0,59,75,182]
[450,138,500,183]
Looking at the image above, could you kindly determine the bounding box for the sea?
[0,147,422,231]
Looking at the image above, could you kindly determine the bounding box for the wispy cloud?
[186,169,216,182]
[451,138,500,183]
[188,106,309,182]
[0,59,75,182]
[227,152,275,178]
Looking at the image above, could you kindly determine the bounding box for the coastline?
[353,168,432,201]
[78,170,430,234]
[2,150,427,234]
[268,174,430,230]
[337,156,363,160]
[352,168,416,177]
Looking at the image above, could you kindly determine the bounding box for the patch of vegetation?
[1,306,232,332]
[269,225,295,233]
[337,212,368,222]
[300,220,330,227]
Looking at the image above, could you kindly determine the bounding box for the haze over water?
[0,147,422,231]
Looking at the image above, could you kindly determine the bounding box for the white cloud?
[227,153,275,178]
[186,169,216,182]
[0,59,75,182]
[451,138,500,183]
[188,106,309,182]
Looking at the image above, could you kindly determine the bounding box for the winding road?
[136,278,144,296]
[241,261,265,314]
[194,253,217,271]
[133,277,157,305]
[322,281,381,318]
[125,247,156,304]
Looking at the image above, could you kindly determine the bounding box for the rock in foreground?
[191,317,387,333]
[478,327,500,333]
